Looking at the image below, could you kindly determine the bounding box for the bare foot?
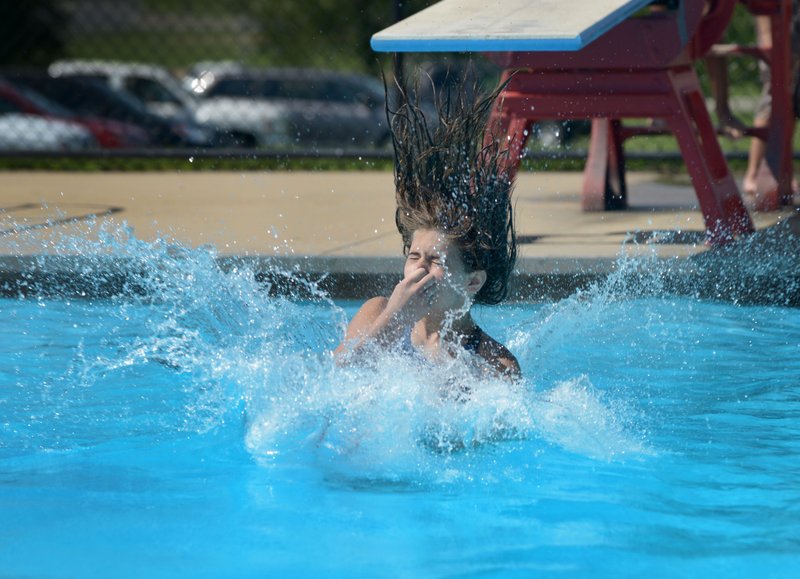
[742,173,757,196]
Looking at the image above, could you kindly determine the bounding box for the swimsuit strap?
[462,326,482,353]
[400,325,417,355]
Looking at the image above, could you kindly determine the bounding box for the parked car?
[0,79,150,148]
[4,72,215,148]
[193,68,392,149]
[194,97,287,148]
[182,61,245,96]
[49,60,200,124]
[0,113,95,151]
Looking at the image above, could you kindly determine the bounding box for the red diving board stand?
[372,0,758,244]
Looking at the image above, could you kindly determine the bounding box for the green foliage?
[67,31,255,71]
[246,0,431,73]
[0,0,66,66]
[722,3,759,44]
[55,0,432,73]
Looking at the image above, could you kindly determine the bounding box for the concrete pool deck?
[1,170,798,299]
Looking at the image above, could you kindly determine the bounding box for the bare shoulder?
[334,296,390,357]
[345,296,389,340]
[475,330,522,379]
[349,296,389,326]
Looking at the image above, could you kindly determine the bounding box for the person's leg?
[706,55,747,138]
[743,16,773,197]
[742,111,769,196]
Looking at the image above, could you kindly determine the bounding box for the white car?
[184,61,290,147]
[49,60,199,123]
[0,113,95,150]
[194,98,289,148]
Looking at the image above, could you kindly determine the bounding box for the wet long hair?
[388,72,517,305]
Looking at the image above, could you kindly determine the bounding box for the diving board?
[370,0,655,52]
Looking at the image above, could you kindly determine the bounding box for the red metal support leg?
[488,91,534,180]
[503,116,534,177]
[583,118,627,211]
[666,68,755,242]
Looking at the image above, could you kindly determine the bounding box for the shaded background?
[0,0,768,162]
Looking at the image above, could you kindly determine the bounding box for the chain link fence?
[0,0,764,162]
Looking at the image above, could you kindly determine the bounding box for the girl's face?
[403,229,484,311]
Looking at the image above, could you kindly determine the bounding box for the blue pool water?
[1,229,800,577]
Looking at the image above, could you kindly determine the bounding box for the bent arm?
[333,297,402,361]
[334,268,436,362]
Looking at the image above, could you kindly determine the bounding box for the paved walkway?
[0,170,796,297]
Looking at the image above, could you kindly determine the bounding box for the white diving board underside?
[371,0,655,52]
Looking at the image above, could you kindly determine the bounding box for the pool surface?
[1,232,800,577]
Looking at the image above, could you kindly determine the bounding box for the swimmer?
[334,78,520,380]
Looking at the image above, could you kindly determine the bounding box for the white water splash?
[4,219,652,476]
